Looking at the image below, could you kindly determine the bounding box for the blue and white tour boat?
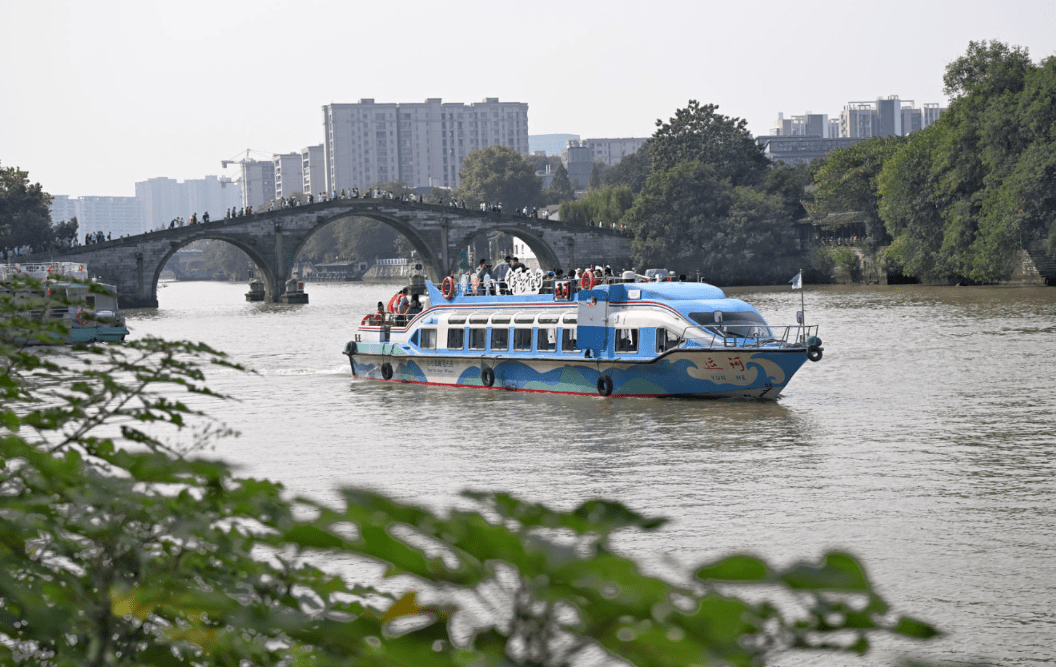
[342,270,823,398]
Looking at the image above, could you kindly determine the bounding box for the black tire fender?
[597,374,614,397]
[381,362,393,380]
[807,345,823,362]
[481,366,495,387]
[343,340,357,356]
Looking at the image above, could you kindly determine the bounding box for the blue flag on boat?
[789,271,803,290]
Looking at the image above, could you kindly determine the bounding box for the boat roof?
[423,280,763,319]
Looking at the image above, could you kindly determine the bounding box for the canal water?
[126,281,1056,666]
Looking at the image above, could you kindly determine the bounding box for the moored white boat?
[1,262,129,344]
[342,271,823,398]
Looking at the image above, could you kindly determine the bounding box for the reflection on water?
[126,281,1056,666]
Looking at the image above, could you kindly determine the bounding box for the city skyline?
[2,0,1054,198]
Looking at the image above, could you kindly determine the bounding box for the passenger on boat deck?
[396,288,410,313]
[493,256,512,282]
[374,301,385,324]
[511,257,526,273]
[408,294,422,314]
[476,259,490,284]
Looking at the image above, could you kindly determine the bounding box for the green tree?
[764,163,810,221]
[602,141,652,193]
[196,239,257,280]
[558,186,634,226]
[650,101,770,186]
[943,39,1033,99]
[525,152,563,174]
[0,278,942,666]
[811,136,906,249]
[604,140,650,193]
[455,144,542,209]
[546,163,575,205]
[53,216,79,246]
[0,162,54,251]
[588,161,605,190]
[873,41,1056,283]
[624,161,800,283]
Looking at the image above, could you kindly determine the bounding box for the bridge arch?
[293,211,446,281]
[152,234,277,304]
[453,225,562,274]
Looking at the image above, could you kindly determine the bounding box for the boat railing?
[678,324,819,350]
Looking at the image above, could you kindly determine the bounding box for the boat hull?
[345,344,806,399]
[67,325,129,343]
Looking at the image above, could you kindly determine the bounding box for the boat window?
[561,327,579,352]
[468,328,487,350]
[420,328,437,350]
[491,327,509,351]
[688,311,771,338]
[490,315,510,324]
[446,328,464,350]
[448,315,466,325]
[513,328,533,351]
[615,328,639,353]
[561,314,577,324]
[514,313,536,323]
[537,314,559,324]
[469,313,491,324]
[537,327,556,351]
[655,328,681,353]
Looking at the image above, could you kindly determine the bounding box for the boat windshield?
[688,311,772,339]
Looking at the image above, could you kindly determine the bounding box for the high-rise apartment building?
[135,175,240,230]
[837,97,945,139]
[240,160,275,209]
[322,98,529,192]
[273,153,303,199]
[301,144,325,196]
[922,103,945,128]
[49,195,144,238]
[769,113,829,138]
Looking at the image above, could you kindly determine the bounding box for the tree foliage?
[624,161,801,283]
[52,216,79,246]
[558,186,635,226]
[876,40,1056,282]
[0,279,942,666]
[650,101,770,187]
[455,145,542,209]
[602,141,652,194]
[811,136,906,248]
[588,161,605,190]
[546,163,575,206]
[0,162,55,251]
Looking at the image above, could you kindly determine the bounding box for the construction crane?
[219,149,275,188]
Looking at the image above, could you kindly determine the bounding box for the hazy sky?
[2,0,1054,197]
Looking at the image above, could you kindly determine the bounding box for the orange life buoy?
[76,310,89,325]
[580,272,596,290]
[441,276,456,300]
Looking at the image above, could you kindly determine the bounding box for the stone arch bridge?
[21,199,634,308]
